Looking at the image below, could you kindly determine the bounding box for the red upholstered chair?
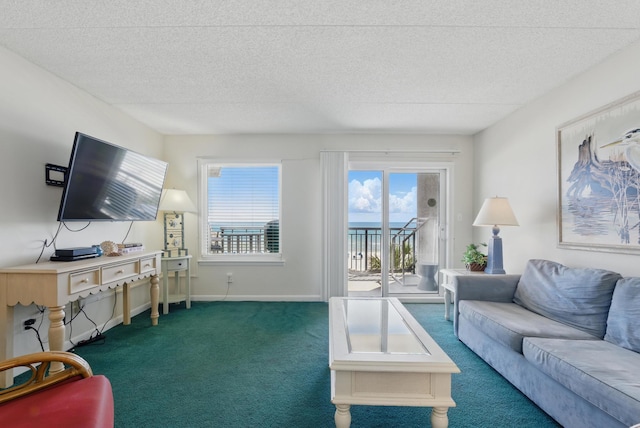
[0,351,113,428]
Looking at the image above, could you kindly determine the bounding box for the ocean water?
[348,222,411,229]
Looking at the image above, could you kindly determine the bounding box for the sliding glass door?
[348,166,446,298]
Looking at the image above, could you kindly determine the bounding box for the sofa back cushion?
[604,277,640,352]
[513,259,620,338]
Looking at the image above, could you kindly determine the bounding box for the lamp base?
[485,235,506,274]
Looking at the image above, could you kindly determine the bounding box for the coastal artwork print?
[558,91,640,253]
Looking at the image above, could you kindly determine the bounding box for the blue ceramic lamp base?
[485,227,506,274]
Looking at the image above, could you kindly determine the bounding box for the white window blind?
[204,163,280,256]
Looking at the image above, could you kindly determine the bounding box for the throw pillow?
[604,277,640,353]
[513,259,621,338]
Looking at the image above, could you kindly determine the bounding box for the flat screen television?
[57,132,168,222]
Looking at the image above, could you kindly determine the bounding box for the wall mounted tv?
[57,132,168,222]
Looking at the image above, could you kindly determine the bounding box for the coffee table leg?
[431,406,449,428]
[334,404,351,428]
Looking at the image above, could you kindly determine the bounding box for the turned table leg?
[334,404,351,428]
[431,406,450,428]
[123,283,131,325]
[150,274,159,326]
[0,302,13,387]
[47,306,66,374]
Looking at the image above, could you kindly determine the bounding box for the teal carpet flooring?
[71,301,561,427]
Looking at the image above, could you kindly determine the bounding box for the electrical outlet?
[227,273,233,284]
[23,318,36,329]
[17,313,42,334]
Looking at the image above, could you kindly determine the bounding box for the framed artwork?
[557,90,640,253]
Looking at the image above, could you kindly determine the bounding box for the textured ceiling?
[1,1,640,135]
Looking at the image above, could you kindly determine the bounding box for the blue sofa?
[452,259,640,428]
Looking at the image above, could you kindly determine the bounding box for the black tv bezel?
[56,132,168,222]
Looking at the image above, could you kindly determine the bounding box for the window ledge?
[198,255,285,267]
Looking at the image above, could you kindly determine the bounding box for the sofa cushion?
[513,259,621,338]
[523,337,640,427]
[0,375,114,428]
[605,277,640,353]
[458,300,596,354]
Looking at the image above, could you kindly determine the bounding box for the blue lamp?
[473,197,519,274]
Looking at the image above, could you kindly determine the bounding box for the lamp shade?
[158,189,196,213]
[473,197,518,227]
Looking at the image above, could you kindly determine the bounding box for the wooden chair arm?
[0,351,93,403]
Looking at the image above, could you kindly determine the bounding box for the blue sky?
[348,171,417,223]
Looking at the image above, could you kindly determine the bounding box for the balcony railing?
[208,220,424,268]
[348,219,425,274]
[209,221,279,254]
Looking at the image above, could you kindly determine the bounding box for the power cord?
[35,223,63,263]
[69,290,117,348]
[35,221,92,263]
[72,305,105,348]
[23,319,45,352]
[23,306,47,351]
[99,288,118,336]
[121,221,134,243]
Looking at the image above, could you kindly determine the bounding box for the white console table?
[0,250,162,387]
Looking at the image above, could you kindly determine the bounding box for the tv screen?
[57,132,168,222]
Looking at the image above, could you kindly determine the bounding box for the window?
[200,161,281,260]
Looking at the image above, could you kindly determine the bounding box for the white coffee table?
[329,297,460,428]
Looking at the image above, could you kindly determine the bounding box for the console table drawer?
[102,261,138,284]
[69,269,100,294]
[139,257,157,274]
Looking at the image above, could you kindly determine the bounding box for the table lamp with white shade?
[472,197,519,274]
[158,189,196,257]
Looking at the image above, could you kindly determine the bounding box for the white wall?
[163,133,475,301]
[473,39,640,277]
[0,46,164,356]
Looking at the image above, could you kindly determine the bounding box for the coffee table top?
[342,298,428,355]
[329,297,459,373]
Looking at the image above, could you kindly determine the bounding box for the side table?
[161,254,192,314]
[439,269,485,321]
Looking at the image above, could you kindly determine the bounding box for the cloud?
[390,186,417,214]
[349,177,381,213]
[348,178,417,217]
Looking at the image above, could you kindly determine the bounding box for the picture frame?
[557,90,640,254]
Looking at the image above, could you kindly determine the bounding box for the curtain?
[321,151,348,300]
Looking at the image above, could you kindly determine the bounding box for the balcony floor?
[347,272,439,296]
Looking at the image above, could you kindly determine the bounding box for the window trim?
[197,158,283,264]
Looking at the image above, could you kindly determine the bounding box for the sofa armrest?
[452,274,521,336]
